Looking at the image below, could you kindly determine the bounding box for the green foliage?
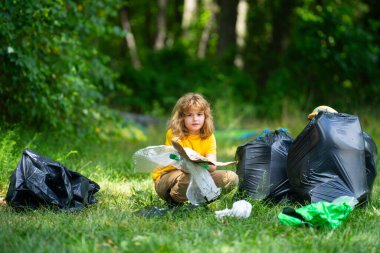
[0,129,19,184]
[285,0,380,110]
[240,0,380,117]
[105,0,379,119]
[112,45,257,128]
[1,0,380,130]
[0,0,122,132]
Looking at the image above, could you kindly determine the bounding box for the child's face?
[184,108,205,135]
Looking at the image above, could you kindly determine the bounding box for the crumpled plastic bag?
[277,196,358,229]
[132,145,181,173]
[132,145,221,205]
[215,200,252,218]
[6,149,100,211]
[183,159,221,204]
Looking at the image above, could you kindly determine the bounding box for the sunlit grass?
[0,112,379,253]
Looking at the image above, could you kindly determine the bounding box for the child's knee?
[169,172,191,203]
[225,171,239,190]
[169,191,188,203]
[211,170,239,192]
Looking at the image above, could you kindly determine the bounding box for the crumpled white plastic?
[132,145,181,173]
[183,160,221,204]
[132,145,221,205]
[215,200,252,219]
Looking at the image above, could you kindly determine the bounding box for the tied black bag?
[363,131,378,192]
[235,129,294,201]
[287,112,376,204]
[6,149,100,211]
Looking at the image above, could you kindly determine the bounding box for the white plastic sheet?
[132,145,180,173]
[132,145,221,204]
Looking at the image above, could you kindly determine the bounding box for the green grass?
[0,113,379,253]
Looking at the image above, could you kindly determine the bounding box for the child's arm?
[206,154,217,172]
[205,134,217,171]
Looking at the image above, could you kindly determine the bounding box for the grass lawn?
[0,113,379,253]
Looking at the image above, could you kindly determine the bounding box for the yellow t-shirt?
[152,128,216,182]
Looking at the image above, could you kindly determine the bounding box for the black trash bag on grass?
[235,129,294,201]
[6,149,100,211]
[363,131,378,191]
[287,112,374,204]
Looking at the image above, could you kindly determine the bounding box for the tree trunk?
[171,0,183,40]
[216,0,239,64]
[197,0,218,58]
[182,0,198,38]
[120,7,142,70]
[144,4,155,48]
[257,0,298,87]
[154,0,168,50]
[269,1,295,56]
[234,0,249,68]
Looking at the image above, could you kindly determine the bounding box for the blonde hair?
[169,93,214,139]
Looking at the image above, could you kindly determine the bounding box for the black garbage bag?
[287,112,372,204]
[235,129,294,201]
[6,149,100,211]
[363,132,378,191]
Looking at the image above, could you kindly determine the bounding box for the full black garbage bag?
[6,149,100,210]
[363,132,378,191]
[235,129,294,201]
[287,112,373,204]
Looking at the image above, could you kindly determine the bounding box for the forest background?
[1,0,380,132]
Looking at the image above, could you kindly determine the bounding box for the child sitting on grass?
[152,92,238,207]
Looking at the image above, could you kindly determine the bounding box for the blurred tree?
[255,0,299,88]
[120,6,141,69]
[182,0,198,37]
[197,0,218,58]
[154,0,168,50]
[234,0,249,68]
[217,0,239,65]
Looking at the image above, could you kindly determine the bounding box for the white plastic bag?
[183,160,221,204]
[132,145,181,173]
[132,145,221,205]
[215,200,252,219]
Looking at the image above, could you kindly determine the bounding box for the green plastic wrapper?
[278,200,354,229]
